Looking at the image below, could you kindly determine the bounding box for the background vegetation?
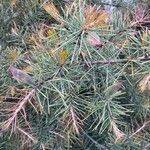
[0,0,149,149]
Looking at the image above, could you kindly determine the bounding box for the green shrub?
[0,0,149,149]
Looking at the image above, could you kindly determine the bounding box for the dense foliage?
[0,0,149,149]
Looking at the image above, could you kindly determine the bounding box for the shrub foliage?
[0,0,150,149]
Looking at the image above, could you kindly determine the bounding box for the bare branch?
[70,106,80,134]
[0,89,35,132]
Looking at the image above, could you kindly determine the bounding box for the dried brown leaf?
[9,65,34,85]
[86,31,103,47]
[83,5,108,30]
[138,74,150,93]
[111,121,126,143]
[43,1,62,24]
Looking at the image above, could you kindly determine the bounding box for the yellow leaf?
[95,11,108,26]
[23,65,33,73]
[43,1,62,23]
[47,28,55,37]
[58,49,69,65]
[7,48,20,61]
[83,5,108,30]
[38,24,59,43]
[48,49,69,64]
[116,38,129,48]
[46,28,59,43]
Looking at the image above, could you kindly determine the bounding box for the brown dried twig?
[63,106,82,135]
[0,89,35,133]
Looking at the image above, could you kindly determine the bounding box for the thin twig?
[129,120,150,138]
[49,131,65,139]
[0,89,35,132]
[16,126,38,143]
[70,106,79,134]
[77,56,150,65]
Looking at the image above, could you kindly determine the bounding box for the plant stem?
[78,56,150,65]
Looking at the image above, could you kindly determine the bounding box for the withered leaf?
[86,31,103,47]
[9,65,34,85]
